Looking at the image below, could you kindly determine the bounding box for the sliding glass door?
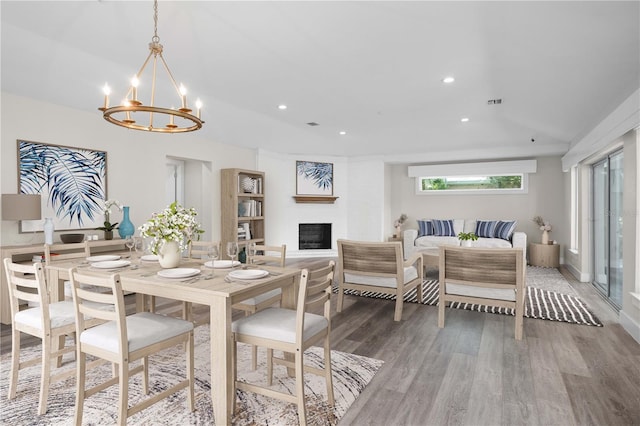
[592,150,624,308]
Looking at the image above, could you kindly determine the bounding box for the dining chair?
[69,268,195,424]
[233,243,286,369]
[4,258,87,415]
[231,261,336,425]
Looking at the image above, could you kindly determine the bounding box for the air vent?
[306,122,319,126]
[487,99,502,105]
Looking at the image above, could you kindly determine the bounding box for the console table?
[528,243,560,268]
[0,239,126,324]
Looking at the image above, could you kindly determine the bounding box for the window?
[418,174,523,192]
[408,159,536,195]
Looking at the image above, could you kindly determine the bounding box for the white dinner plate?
[141,254,159,262]
[157,268,201,279]
[228,269,269,280]
[86,255,120,262]
[204,260,241,269]
[91,260,131,269]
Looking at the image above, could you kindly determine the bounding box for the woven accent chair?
[3,258,105,415]
[438,246,526,340]
[233,243,286,369]
[231,261,336,425]
[69,269,195,424]
[337,239,423,321]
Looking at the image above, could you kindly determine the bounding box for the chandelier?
[99,0,204,133]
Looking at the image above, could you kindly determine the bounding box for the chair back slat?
[441,247,523,287]
[4,258,50,319]
[70,269,127,347]
[296,261,335,343]
[248,244,286,267]
[188,241,220,260]
[44,242,89,264]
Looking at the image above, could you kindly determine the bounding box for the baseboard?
[619,309,640,344]
[565,263,590,282]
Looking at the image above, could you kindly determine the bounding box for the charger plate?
[157,268,200,279]
[228,269,269,280]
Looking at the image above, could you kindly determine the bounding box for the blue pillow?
[494,220,517,241]
[417,220,434,237]
[432,219,455,237]
[475,220,497,238]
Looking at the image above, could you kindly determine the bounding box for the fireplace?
[299,223,332,250]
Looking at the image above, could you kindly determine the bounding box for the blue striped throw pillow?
[494,220,517,241]
[433,219,455,237]
[475,220,497,238]
[417,220,434,237]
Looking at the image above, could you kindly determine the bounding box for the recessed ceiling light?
[278,104,287,110]
[339,131,347,135]
[442,76,455,84]
[461,117,469,122]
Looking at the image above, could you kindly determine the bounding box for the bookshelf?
[221,168,265,259]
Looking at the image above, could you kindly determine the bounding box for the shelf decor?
[296,161,333,196]
[18,139,107,233]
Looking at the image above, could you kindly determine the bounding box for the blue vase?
[118,206,135,239]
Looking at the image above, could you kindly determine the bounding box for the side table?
[529,243,560,268]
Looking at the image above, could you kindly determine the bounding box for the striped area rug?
[336,280,603,327]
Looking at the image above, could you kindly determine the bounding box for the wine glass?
[206,244,219,274]
[125,236,135,257]
[134,237,145,263]
[226,241,239,269]
[246,241,257,265]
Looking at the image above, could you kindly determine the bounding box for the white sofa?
[403,218,527,259]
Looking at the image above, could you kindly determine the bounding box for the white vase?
[541,230,549,245]
[158,240,181,268]
[461,240,473,247]
[43,218,54,245]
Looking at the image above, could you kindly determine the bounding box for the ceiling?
[2,1,639,163]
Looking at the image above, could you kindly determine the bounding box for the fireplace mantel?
[292,196,339,204]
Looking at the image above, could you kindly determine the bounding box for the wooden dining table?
[45,254,301,425]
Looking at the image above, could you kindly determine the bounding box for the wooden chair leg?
[74,352,86,426]
[142,356,149,395]
[393,291,404,321]
[117,361,129,425]
[231,341,237,415]
[38,334,52,415]
[295,351,307,426]
[8,328,20,399]
[267,348,274,386]
[187,332,195,411]
[336,287,344,312]
[324,336,334,406]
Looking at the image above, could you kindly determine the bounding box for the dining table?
[45,253,301,425]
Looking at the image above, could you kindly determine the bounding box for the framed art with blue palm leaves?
[18,140,107,233]
[296,161,333,196]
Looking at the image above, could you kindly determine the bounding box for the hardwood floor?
[2,258,639,425]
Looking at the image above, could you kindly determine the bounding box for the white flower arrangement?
[96,199,123,231]
[138,201,204,254]
[533,215,552,232]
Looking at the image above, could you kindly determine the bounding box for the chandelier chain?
[152,0,159,43]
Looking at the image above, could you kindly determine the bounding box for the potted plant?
[458,231,478,247]
[95,199,122,240]
[138,201,204,268]
[393,213,408,238]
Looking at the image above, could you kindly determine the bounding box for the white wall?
[387,156,567,255]
[0,92,256,246]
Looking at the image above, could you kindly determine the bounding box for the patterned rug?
[337,267,603,327]
[0,325,383,425]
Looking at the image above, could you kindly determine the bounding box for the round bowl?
[60,233,85,244]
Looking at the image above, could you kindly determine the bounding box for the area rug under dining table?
[335,266,603,327]
[0,325,383,425]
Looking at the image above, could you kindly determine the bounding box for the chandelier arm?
[158,53,184,99]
